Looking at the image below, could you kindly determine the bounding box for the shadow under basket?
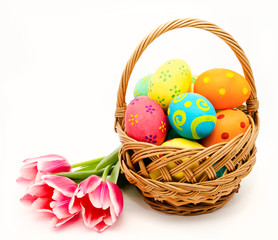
[114,18,259,215]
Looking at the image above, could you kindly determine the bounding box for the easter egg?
[201,109,250,147]
[214,163,226,178]
[149,138,204,181]
[148,59,192,111]
[190,74,198,92]
[168,93,216,140]
[125,96,167,145]
[165,128,182,141]
[133,74,152,98]
[194,68,251,109]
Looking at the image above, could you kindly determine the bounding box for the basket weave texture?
[114,18,259,215]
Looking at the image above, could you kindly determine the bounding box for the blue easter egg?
[168,93,216,140]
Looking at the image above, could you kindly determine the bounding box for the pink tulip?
[69,175,123,232]
[21,175,80,227]
[17,154,71,186]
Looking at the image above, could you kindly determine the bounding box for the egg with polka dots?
[194,68,251,110]
[125,96,167,145]
[201,109,250,147]
[168,93,216,140]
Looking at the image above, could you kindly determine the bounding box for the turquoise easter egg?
[133,74,152,98]
[168,93,216,140]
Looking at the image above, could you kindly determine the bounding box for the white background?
[1,0,277,239]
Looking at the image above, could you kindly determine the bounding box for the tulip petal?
[107,181,123,216]
[20,194,38,205]
[23,156,39,164]
[68,193,81,214]
[16,177,32,185]
[88,182,110,209]
[38,157,71,174]
[19,162,38,181]
[27,181,53,198]
[35,154,66,164]
[80,195,107,228]
[50,190,72,219]
[32,197,52,213]
[42,175,77,197]
[108,204,117,224]
[103,211,113,226]
[93,220,109,233]
[76,175,102,198]
[51,213,78,228]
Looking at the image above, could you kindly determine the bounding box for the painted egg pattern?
[125,96,167,145]
[194,68,251,110]
[148,59,192,111]
[133,74,152,98]
[168,93,216,140]
[201,109,250,147]
[190,74,198,92]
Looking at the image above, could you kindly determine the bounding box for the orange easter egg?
[201,109,250,147]
[194,68,251,110]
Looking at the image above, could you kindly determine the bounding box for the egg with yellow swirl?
[148,59,192,111]
[168,93,216,140]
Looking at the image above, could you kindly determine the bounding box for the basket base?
[142,185,240,216]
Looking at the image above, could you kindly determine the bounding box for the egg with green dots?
[190,74,198,92]
[148,59,192,111]
[168,93,216,140]
[133,74,152,98]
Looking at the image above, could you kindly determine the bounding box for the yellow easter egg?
[149,138,204,182]
[148,59,192,111]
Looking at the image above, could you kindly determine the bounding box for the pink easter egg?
[125,96,167,145]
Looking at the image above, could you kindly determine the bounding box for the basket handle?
[115,18,259,130]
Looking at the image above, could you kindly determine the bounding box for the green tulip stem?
[102,164,112,181]
[70,156,105,168]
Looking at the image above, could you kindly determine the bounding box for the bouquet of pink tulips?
[17,146,124,233]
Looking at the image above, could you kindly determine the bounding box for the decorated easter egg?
[133,74,152,98]
[194,68,251,109]
[168,93,216,140]
[148,59,192,111]
[125,96,167,145]
[201,109,250,147]
[165,128,182,141]
[213,162,226,178]
[190,74,198,92]
[149,138,204,181]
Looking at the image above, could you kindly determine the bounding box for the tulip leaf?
[71,156,105,168]
[109,161,121,184]
[74,162,101,172]
[55,168,113,180]
[94,145,121,171]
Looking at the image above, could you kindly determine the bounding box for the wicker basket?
[114,18,259,215]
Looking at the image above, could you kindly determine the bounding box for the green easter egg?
[133,74,152,98]
[165,128,182,141]
[192,74,198,84]
[212,162,226,178]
